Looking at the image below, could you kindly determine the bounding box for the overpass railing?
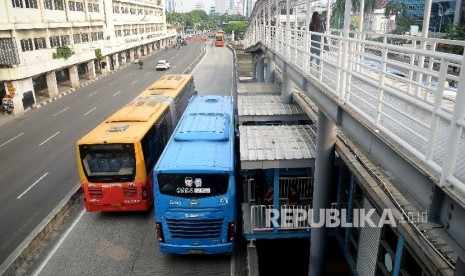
[244,4,465,195]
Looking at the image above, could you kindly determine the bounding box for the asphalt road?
[5,39,236,275]
[0,41,204,265]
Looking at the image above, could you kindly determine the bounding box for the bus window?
[79,144,136,182]
[158,173,229,198]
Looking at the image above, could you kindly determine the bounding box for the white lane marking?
[17,172,49,199]
[108,82,114,86]
[87,91,97,97]
[83,107,96,116]
[131,80,138,84]
[39,132,60,146]
[145,72,150,76]
[32,208,86,276]
[53,107,70,117]
[112,90,122,97]
[0,132,24,148]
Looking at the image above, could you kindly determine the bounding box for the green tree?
[384,0,411,34]
[223,21,248,40]
[438,24,465,54]
[332,0,377,29]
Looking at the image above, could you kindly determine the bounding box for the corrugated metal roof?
[237,83,281,95]
[239,125,317,169]
[238,95,305,116]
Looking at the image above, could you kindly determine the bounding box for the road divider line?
[17,172,49,199]
[87,91,97,97]
[53,107,70,117]
[131,80,138,84]
[32,208,85,276]
[0,132,24,148]
[112,90,122,97]
[39,132,60,146]
[145,72,150,76]
[83,107,96,116]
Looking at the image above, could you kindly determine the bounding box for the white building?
[195,2,205,12]
[215,0,228,14]
[0,0,176,114]
[166,0,176,12]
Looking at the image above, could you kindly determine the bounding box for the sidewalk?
[0,61,136,128]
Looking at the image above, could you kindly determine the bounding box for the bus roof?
[77,74,193,145]
[155,96,234,173]
[77,100,169,144]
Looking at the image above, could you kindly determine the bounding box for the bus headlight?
[227,222,235,242]
[156,222,165,243]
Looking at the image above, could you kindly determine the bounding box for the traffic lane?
[0,44,204,264]
[192,40,234,96]
[32,209,230,276]
[0,41,204,203]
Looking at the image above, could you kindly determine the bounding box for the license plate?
[188,249,204,254]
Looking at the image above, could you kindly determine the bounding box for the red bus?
[215,31,225,47]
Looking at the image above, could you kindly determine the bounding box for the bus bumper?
[84,200,150,212]
[158,243,234,254]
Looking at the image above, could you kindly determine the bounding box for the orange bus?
[76,75,196,212]
[215,31,225,47]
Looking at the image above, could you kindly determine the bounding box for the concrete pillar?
[102,56,111,74]
[112,54,119,69]
[257,55,265,83]
[129,50,135,63]
[266,58,276,83]
[147,45,152,54]
[136,48,141,59]
[309,110,337,276]
[69,65,79,88]
[120,53,127,65]
[46,71,59,97]
[87,60,96,78]
[281,70,293,104]
[252,53,258,80]
[247,241,259,276]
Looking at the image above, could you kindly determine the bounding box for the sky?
[175,0,215,13]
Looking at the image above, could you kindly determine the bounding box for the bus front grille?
[165,218,223,239]
[123,187,137,197]
[88,188,103,199]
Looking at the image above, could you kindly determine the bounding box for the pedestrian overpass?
[240,0,465,275]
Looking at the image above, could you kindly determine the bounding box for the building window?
[34,37,46,49]
[60,35,69,46]
[25,0,38,9]
[76,2,83,11]
[54,0,64,10]
[73,34,81,44]
[68,1,75,11]
[92,3,98,12]
[130,8,135,14]
[20,39,33,52]
[87,3,92,12]
[12,0,23,8]
[97,32,103,40]
[81,33,89,43]
[115,30,122,37]
[113,6,119,13]
[49,36,60,47]
[44,0,52,9]
[375,226,398,275]
[91,32,97,41]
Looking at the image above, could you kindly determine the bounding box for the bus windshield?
[215,35,223,41]
[79,144,136,183]
[158,173,229,198]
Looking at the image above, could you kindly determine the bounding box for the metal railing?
[250,204,312,232]
[244,0,465,194]
[247,176,313,203]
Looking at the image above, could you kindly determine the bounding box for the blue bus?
[153,95,236,254]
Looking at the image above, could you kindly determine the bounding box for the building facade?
[0,0,176,114]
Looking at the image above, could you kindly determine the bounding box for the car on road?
[156,60,170,71]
